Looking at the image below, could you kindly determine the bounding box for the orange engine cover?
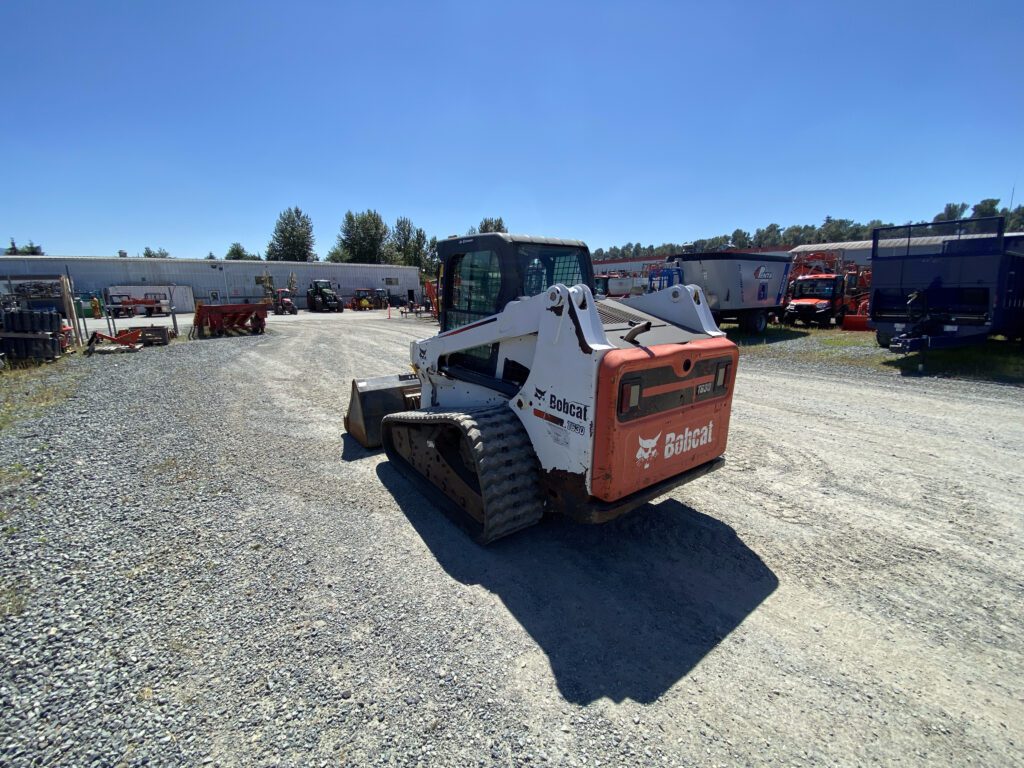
[591,337,738,502]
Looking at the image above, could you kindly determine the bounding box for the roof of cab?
[438,232,588,253]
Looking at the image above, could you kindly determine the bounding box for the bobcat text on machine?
[345,233,739,543]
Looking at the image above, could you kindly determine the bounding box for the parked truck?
[633,253,793,334]
[107,284,194,313]
[869,216,1024,352]
[782,266,871,328]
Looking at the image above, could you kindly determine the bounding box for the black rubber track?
[381,405,545,543]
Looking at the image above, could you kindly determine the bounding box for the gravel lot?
[2,311,1022,766]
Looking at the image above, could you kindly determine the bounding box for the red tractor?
[272,288,298,315]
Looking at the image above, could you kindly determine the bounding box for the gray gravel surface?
[1,312,1022,766]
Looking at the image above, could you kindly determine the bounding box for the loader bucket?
[344,373,422,448]
[842,314,870,331]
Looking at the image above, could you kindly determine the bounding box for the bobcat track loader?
[345,233,738,543]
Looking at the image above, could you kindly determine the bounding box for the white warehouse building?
[0,256,423,311]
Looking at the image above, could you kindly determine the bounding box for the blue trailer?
[869,217,1024,353]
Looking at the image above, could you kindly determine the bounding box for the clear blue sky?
[3,0,1021,257]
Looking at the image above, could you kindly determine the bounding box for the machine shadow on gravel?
[377,464,778,705]
[340,433,375,461]
[724,326,808,345]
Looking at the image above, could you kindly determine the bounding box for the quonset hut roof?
[789,232,1018,253]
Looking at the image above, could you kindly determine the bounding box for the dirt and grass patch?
[729,325,1024,385]
[881,339,1024,384]
[0,582,27,617]
[0,358,80,431]
[724,324,812,348]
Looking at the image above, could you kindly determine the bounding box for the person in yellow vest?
[90,297,101,319]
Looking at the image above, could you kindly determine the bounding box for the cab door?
[443,248,506,376]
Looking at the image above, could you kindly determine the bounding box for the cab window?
[445,249,503,374]
[447,250,502,330]
[518,245,590,297]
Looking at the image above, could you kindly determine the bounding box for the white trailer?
[631,253,793,333]
[594,274,646,298]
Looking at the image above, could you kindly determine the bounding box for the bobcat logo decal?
[636,433,661,469]
[533,387,547,400]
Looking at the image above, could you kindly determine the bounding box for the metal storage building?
[0,257,422,310]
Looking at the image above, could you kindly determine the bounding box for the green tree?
[379,241,401,265]
[266,206,316,262]
[225,242,259,260]
[971,199,1000,218]
[478,217,507,233]
[325,242,345,263]
[780,224,813,246]
[693,235,730,251]
[331,209,390,264]
[143,247,170,258]
[929,202,970,236]
[752,224,782,248]
[1003,205,1024,231]
[818,216,857,243]
[932,202,969,222]
[389,216,428,268]
[850,220,888,240]
[6,239,44,255]
[205,251,217,260]
[731,229,751,248]
[390,216,414,263]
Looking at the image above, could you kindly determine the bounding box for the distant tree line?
[10,197,1019,264]
[205,208,507,270]
[591,198,1024,262]
[4,239,44,255]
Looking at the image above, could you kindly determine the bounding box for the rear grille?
[597,301,652,326]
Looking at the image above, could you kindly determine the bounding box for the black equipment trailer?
[869,216,1024,353]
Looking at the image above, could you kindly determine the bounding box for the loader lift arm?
[411,283,611,406]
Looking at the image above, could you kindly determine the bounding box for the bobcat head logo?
[418,345,427,360]
[636,433,661,468]
[534,387,547,400]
